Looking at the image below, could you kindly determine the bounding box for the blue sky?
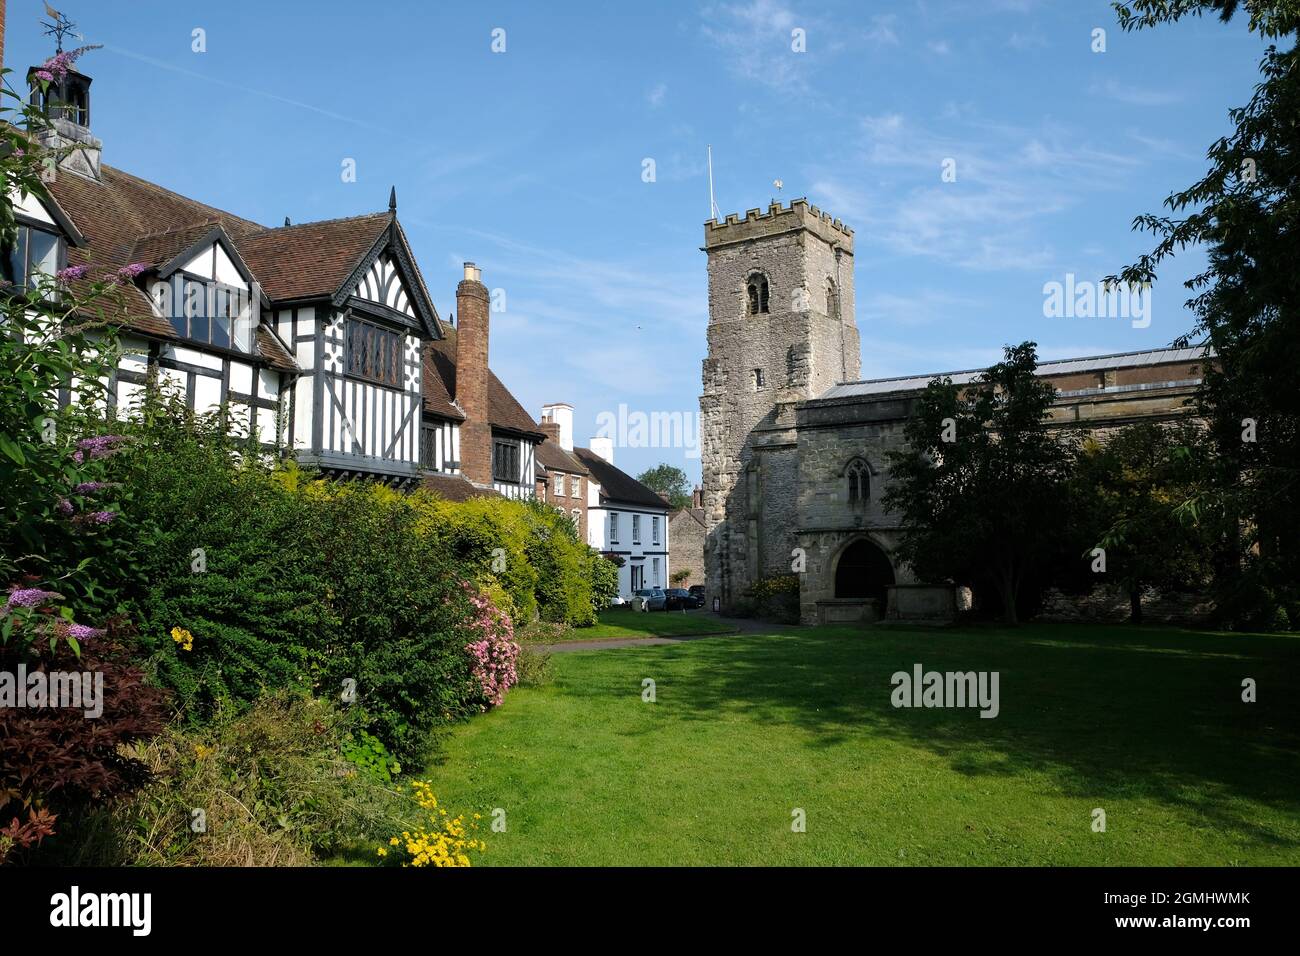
[5,1,1268,483]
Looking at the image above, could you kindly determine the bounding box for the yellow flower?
[376,847,388,857]
[170,626,195,652]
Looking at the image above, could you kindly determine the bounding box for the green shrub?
[104,692,412,867]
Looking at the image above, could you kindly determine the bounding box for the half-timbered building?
[16,49,543,499]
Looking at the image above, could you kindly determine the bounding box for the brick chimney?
[539,419,561,444]
[455,262,492,485]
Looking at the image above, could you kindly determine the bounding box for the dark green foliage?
[1112,1,1300,627]
[884,342,1075,624]
[1066,422,1219,623]
[636,463,692,510]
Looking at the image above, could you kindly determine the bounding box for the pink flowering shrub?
[462,583,520,709]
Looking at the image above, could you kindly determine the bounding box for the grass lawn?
[533,607,738,642]
[421,623,1300,866]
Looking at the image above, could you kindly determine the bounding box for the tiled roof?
[425,330,545,438]
[43,164,396,368]
[421,472,495,502]
[573,448,669,510]
[535,437,589,475]
[237,213,392,302]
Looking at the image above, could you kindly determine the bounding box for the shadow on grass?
[557,623,1300,849]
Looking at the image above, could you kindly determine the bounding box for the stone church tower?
[700,199,859,609]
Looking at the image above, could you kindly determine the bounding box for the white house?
[575,438,671,597]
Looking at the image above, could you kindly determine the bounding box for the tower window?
[746,273,770,315]
[826,278,839,320]
[752,368,766,390]
[845,458,870,506]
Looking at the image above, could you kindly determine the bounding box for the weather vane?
[40,3,79,53]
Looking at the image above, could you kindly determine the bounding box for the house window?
[752,368,765,391]
[4,224,61,295]
[746,273,770,315]
[652,516,660,545]
[164,275,253,352]
[552,473,563,498]
[846,458,870,506]
[346,316,402,387]
[571,508,580,529]
[632,514,641,544]
[420,423,442,470]
[570,475,580,498]
[493,440,521,483]
[609,512,619,542]
[652,558,661,586]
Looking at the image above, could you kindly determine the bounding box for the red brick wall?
[455,269,492,485]
[538,422,587,540]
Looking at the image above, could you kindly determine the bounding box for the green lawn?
[420,623,1300,865]
[536,607,738,642]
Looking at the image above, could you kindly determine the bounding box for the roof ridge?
[247,210,391,237]
[838,345,1211,388]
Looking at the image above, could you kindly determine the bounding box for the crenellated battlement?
[704,197,854,252]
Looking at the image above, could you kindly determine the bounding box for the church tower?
[699,199,859,610]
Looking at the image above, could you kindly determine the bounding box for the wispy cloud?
[1089,78,1182,107]
[810,110,1148,273]
[647,83,668,108]
[699,0,813,94]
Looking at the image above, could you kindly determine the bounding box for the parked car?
[632,588,667,612]
[607,594,627,607]
[665,588,702,610]
[689,585,707,607]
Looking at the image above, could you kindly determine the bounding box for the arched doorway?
[834,538,895,607]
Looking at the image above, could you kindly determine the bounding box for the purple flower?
[2,587,63,612]
[39,46,91,84]
[56,264,89,283]
[66,623,106,640]
[72,481,115,495]
[73,434,128,462]
[111,263,149,285]
[85,511,116,525]
[56,497,74,515]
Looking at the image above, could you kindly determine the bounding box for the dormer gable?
[334,214,441,340]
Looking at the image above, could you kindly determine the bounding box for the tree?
[1069,422,1218,623]
[1110,1,1300,626]
[884,342,1075,625]
[636,463,692,510]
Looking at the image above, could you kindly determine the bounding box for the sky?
[4,0,1271,484]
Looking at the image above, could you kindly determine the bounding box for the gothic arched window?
[746,273,770,315]
[845,458,870,506]
[826,278,839,320]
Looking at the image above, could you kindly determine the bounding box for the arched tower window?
[844,458,870,506]
[746,273,770,315]
[826,278,839,320]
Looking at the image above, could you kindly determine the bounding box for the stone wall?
[1038,586,1216,626]
[700,199,858,611]
[668,509,706,587]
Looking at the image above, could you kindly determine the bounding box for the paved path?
[535,614,796,653]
